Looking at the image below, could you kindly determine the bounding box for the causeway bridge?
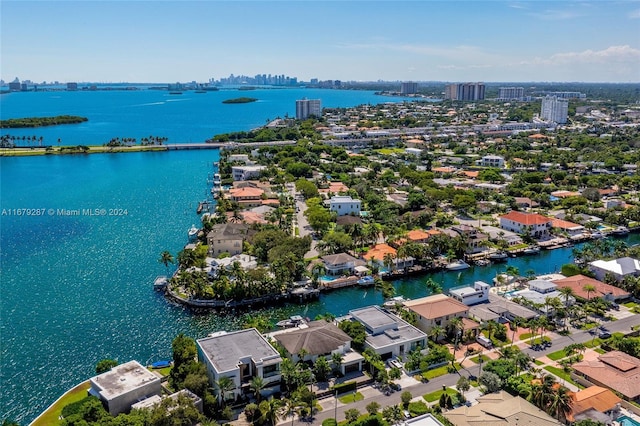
[164,140,297,150]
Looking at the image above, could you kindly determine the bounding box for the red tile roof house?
[551,218,587,239]
[552,274,631,302]
[573,351,640,403]
[499,211,552,240]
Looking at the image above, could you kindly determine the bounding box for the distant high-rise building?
[498,87,525,100]
[296,98,322,119]
[444,82,485,101]
[66,82,78,91]
[400,82,418,95]
[8,80,21,91]
[541,95,568,124]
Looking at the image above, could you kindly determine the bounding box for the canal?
[250,234,640,324]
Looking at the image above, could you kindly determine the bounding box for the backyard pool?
[619,415,640,426]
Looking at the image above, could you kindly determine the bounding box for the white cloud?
[529,9,583,20]
[547,45,640,64]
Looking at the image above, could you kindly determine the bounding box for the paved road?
[279,313,640,426]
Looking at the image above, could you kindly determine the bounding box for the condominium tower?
[295,98,322,119]
[497,87,525,100]
[444,82,485,101]
[540,95,569,124]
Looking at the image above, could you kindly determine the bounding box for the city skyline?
[1,1,639,84]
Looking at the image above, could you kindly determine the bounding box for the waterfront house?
[197,329,282,401]
[443,390,561,426]
[320,253,363,276]
[206,223,251,256]
[469,293,538,323]
[573,351,640,403]
[507,279,571,312]
[449,281,490,306]
[403,294,469,334]
[231,165,266,181]
[551,218,587,239]
[348,305,427,359]
[552,274,630,302]
[362,243,414,272]
[89,360,161,416]
[566,386,621,424]
[499,211,552,239]
[450,225,489,254]
[588,257,640,282]
[228,187,264,208]
[327,195,361,216]
[208,254,258,278]
[131,389,203,414]
[270,320,363,374]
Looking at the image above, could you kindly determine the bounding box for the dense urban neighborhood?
[32,86,640,426]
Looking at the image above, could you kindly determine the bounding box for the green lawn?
[544,366,583,388]
[339,392,364,404]
[534,359,544,366]
[579,322,598,330]
[623,301,638,308]
[594,348,606,354]
[519,332,533,340]
[32,381,90,426]
[422,363,461,380]
[423,388,458,403]
[583,338,602,348]
[469,355,490,364]
[376,148,405,155]
[148,366,172,376]
[547,349,569,361]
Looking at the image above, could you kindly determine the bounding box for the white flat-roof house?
[476,155,505,168]
[328,195,361,217]
[349,306,427,360]
[231,165,266,181]
[197,329,282,401]
[589,257,640,282]
[89,360,162,415]
[449,281,490,306]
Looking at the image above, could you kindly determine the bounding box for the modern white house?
[197,329,282,401]
[208,254,258,278]
[349,306,427,360]
[328,195,361,216]
[507,279,571,312]
[89,360,162,416]
[320,253,362,276]
[476,155,505,168]
[449,281,490,306]
[589,257,640,282]
[231,165,266,181]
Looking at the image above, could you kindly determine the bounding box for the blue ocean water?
[1,88,635,423]
[0,87,401,146]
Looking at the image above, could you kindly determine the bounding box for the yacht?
[445,260,470,271]
[188,224,198,240]
[488,251,508,262]
[276,315,306,328]
[522,246,540,255]
[357,276,375,286]
[611,226,629,236]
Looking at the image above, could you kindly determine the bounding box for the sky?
[1,0,639,83]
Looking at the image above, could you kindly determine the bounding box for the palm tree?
[483,319,498,341]
[429,325,445,343]
[510,316,524,347]
[331,352,344,376]
[513,352,532,375]
[259,397,284,426]
[249,376,265,402]
[548,385,573,422]
[383,252,396,273]
[583,284,596,301]
[425,277,443,294]
[214,376,235,405]
[158,250,175,276]
[558,286,575,328]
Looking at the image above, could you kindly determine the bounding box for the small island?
[0,115,88,128]
[221,97,257,104]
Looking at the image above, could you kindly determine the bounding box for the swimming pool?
[619,415,640,426]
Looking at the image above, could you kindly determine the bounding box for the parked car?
[599,330,612,339]
[476,335,493,348]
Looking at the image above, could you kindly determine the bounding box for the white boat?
[446,260,470,271]
[357,276,375,286]
[590,231,604,239]
[488,251,508,262]
[611,226,629,236]
[522,246,540,255]
[276,315,306,328]
[383,296,408,308]
[188,224,198,240]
